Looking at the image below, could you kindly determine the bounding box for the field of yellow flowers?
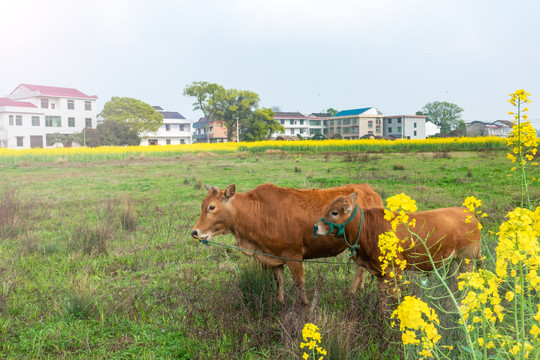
[0,136,508,164]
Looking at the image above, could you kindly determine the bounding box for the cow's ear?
[343,199,353,214]
[224,184,236,199]
[348,192,358,203]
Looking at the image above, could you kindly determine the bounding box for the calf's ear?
[348,192,358,203]
[224,184,236,199]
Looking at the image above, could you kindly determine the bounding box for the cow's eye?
[331,211,339,216]
[209,205,215,211]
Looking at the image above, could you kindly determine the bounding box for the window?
[85,101,91,111]
[180,139,185,144]
[280,120,284,125]
[85,118,92,127]
[67,100,75,110]
[9,115,13,126]
[17,137,24,147]
[368,121,373,128]
[388,127,392,133]
[337,120,341,125]
[179,124,185,131]
[45,116,61,127]
[352,119,358,125]
[398,127,402,133]
[309,120,320,126]
[388,119,392,124]
[41,99,49,108]
[32,116,40,126]
[148,139,158,145]
[300,129,304,134]
[165,124,171,131]
[414,131,417,136]
[414,123,417,128]
[299,120,304,125]
[166,139,171,145]
[290,129,294,135]
[15,115,22,126]
[398,118,402,124]
[343,119,350,125]
[290,120,294,125]
[68,117,75,127]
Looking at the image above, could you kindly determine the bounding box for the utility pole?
[236,115,239,143]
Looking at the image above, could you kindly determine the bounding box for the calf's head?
[191,184,236,241]
[315,192,358,236]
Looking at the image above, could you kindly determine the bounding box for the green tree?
[217,89,261,142]
[421,101,464,134]
[183,81,226,142]
[241,108,282,141]
[326,108,338,116]
[100,97,163,135]
[73,121,140,147]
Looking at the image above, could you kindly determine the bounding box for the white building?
[0,84,97,148]
[383,115,427,139]
[140,106,192,145]
[271,112,330,139]
[425,120,441,137]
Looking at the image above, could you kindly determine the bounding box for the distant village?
[0,84,515,149]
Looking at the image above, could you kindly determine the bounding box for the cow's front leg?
[273,265,285,304]
[348,265,367,295]
[286,260,308,305]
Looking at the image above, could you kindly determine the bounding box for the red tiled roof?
[0,97,37,108]
[14,84,98,99]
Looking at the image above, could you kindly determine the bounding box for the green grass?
[0,150,538,359]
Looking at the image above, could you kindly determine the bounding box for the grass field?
[0,149,538,359]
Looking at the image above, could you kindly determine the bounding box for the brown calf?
[315,193,482,309]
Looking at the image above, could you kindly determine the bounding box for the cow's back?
[240,183,382,259]
[399,207,481,270]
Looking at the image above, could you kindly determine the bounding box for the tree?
[100,97,163,135]
[72,121,140,147]
[326,108,338,116]
[217,89,260,142]
[183,82,226,142]
[421,101,464,134]
[241,108,282,141]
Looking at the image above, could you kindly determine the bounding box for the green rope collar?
[314,204,364,257]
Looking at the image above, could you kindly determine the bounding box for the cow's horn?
[204,184,212,191]
[212,186,220,193]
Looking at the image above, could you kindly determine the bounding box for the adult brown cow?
[191,183,383,305]
[315,193,482,310]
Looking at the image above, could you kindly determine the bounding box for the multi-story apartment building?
[271,112,330,139]
[140,106,192,145]
[328,107,384,139]
[192,117,228,143]
[383,115,427,139]
[0,84,97,148]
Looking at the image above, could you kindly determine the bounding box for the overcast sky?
[2,0,539,128]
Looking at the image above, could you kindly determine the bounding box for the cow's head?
[191,184,236,241]
[315,192,358,236]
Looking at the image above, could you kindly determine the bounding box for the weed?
[393,163,405,171]
[194,179,202,190]
[0,187,30,238]
[433,151,452,159]
[119,197,138,231]
[295,165,302,173]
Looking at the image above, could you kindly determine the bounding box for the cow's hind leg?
[273,265,285,304]
[348,265,367,295]
[286,260,308,305]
